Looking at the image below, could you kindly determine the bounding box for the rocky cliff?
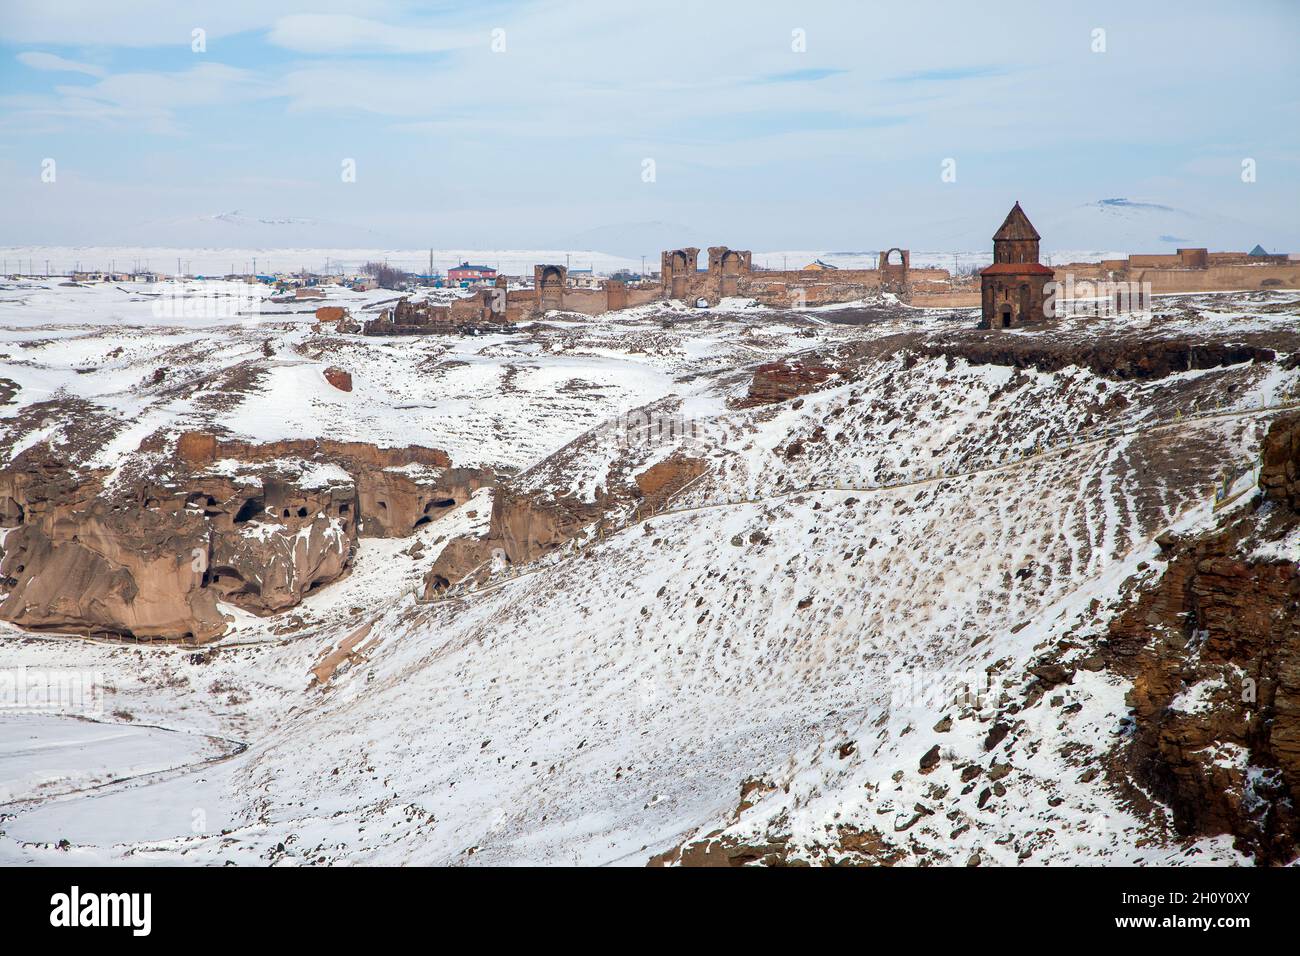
[1104,414,1300,863]
[0,435,493,642]
[423,450,707,597]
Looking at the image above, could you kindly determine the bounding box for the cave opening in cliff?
[0,495,24,526]
[186,492,221,517]
[233,497,264,523]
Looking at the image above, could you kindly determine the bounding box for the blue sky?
[1,0,1297,253]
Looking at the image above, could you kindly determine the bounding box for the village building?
[980,202,1055,329]
[447,262,497,285]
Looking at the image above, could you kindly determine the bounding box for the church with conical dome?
[979,202,1055,328]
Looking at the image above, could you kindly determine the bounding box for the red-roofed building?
[448,262,497,284]
[980,202,1055,328]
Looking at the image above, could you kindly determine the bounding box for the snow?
[0,713,227,806]
[1,277,1297,866]
[1170,678,1227,715]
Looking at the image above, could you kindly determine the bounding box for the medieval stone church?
[980,202,1055,328]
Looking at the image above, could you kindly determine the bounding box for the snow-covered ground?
[1,275,1298,865]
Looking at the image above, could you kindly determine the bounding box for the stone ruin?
[660,247,752,303]
[364,286,518,336]
[363,268,661,335]
[878,248,910,296]
[658,245,941,308]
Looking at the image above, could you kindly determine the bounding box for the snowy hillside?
[1,276,1299,865]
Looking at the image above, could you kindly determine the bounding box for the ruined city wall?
[624,287,660,309]
[1046,260,1300,294]
[566,288,611,315]
[1137,263,1300,292]
[740,269,882,307]
[911,290,981,308]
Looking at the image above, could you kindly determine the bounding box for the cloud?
[2,63,275,134]
[0,0,398,47]
[754,68,848,85]
[16,51,106,77]
[81,63,269,110]
[267,14,475,54]
[280,63,449,116]
[1095,198,1176,212]
[887,65,1003,83]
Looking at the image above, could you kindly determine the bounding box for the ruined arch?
[879,247,911,296]
[881,247,908,268]
[661,248,698,300]
[534,264,567,311]
[717,248,749,297]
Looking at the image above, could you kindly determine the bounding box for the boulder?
[736,358,836,407]
[323,366,352,392]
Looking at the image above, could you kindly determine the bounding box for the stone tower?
[980,202,1055,329]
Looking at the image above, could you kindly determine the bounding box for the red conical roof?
[992,202,1041,241]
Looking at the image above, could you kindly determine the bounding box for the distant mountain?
[1043,199,1240,253]
[561,221,701,259]
[110,211,402,249]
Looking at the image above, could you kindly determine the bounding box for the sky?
[0,0,1297,255]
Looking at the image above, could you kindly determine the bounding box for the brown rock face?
[175,432,451,470]
[648,778,904,867]
[633,455,707,510]
[736,358,836,408]
[423,452,706,598]
[176,430,218,467]
[323,366,353,392]
[0,439,492,642]
[1105,415,1300,863]
[315,306,347,323]
[356,466,489,539]
[423,485,604,596]
[1260,413,1300,509]
[922,338,1274,382]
